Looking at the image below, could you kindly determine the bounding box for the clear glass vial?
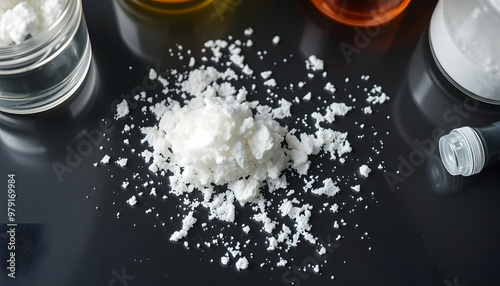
[0,0,92,114]
[439,122,500,176]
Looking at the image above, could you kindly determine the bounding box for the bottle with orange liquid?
[310,0,411,27]
[126,0,215,14]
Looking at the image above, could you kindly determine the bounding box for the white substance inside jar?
[0,0,68,46]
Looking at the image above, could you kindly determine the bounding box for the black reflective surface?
[1,0,500,285]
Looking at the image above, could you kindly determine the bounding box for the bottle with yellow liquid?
[125,0,220,14]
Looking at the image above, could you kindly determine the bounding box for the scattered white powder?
[101,28,391,276]
[242,64,253,75]
[311,178,340,197]
[362,106,372,114]
[149,68,158,80]
[170,211,197,242]
[272,35,280,44]
[260,71,272,79]
[318,246,327,255]
[303,92,312,101]
[243,27,253,36]
[333,221,340,229]
[221,256,230,265]
[324,82,336,94]
[311,102,353,129]
[100,154,111,164]
[306,55,324,71]
[277,257,287,267]
[116,158,128,167]
[359,165,371,177]
[115,99,130,119]
[263,78,277,87]
[126,195,137,206]
[351,185,361,192]
[235,257,249,270]
[366,85,390,104]
[0,0,67,46]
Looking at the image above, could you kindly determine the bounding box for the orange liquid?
[310,0,411,27]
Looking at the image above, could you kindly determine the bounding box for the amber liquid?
[310,0,411,27]
[146,0,196,2]
[128,0,214,13]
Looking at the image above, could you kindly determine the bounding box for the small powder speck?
[272,35,280,44]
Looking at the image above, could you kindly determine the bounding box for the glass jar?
[429,0,500,104]
[0,0,92,114]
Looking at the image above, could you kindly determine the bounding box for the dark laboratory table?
[1,0,500,285]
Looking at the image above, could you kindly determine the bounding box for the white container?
[429,0,500,104]
[0,0,92,114]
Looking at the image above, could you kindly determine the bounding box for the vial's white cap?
[439,127,485,176]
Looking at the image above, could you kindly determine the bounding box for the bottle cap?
[439,127,485,176]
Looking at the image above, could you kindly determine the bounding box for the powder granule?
[272,35,280,45]
[311,102,353,129]
[126,195,137,206]
[243,27,253,36]
[221,255,230,265]
[100,154,111,164]
[116,158,128,167]
[324,82,336,94]
[311,178,340,197]
[170,211,197,242]
[306,55,324,71]
[115,99,130,119]
[235,257,249,270]
[351,185,361,192]
[359,165,371,177]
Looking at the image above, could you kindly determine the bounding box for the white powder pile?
[0,0,67,46]
[99,28,391,275]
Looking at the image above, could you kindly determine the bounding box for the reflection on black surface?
[112,0,238,64]
[426,153,498,195]
[426,154,463,194]
[0,61,100,167]
[0,60,103,286]
[296,0,429,72]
